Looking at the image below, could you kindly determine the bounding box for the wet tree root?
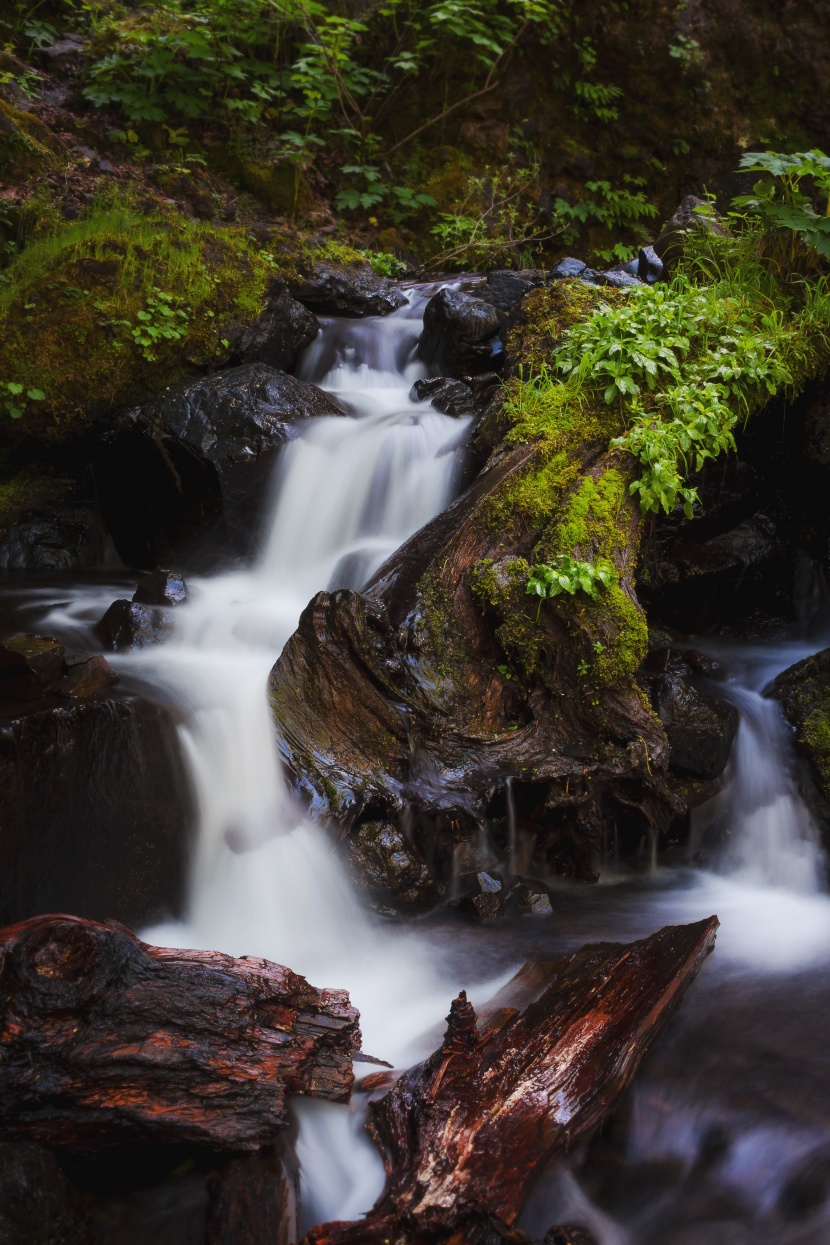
[303,916,718,1245]
[0,913,360,1151]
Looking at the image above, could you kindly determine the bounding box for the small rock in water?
[545,1226,599,1245]
[551,257,587,279]
[96,600,173,652]
[409,377,475,418]
[477,870,503,893]
[457,889,504,923]
[0,634,65,700]
[56,654,118,699]
[510,879,554,916]
[133,568,189,607]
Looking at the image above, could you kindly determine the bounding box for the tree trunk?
[303,916,718,1245]
[0,914,360,1151]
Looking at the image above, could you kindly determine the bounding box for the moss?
[0,99,61,181]
[506,281,610,376]
[802,708,830,792]
[0,455,77,528]
[205,143,312,214]
[0,191,283,441]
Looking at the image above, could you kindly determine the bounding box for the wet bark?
[303,916,717,1245]
[0,914,360,1151]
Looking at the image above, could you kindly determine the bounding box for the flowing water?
[15,283,830,1242]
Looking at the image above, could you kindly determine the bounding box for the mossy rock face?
[0,195,279,442]
[770,648,830,803]
[0,459,105,571]
[205,143,312,214]
[0,99,63,182]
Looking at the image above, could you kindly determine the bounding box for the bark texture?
[0,914,360,1151]
[304,916,718,1245]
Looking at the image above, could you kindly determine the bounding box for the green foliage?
[733,150,830,261]
[361,250,409,277]
[1,380,45,420]
[429,166,561,270]
[527,554,616,602]
[554,177,658,263]
[129,288,189,361]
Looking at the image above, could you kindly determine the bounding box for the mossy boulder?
[205,143,312,215]
[0,457,105,571]
[0,98,63,182]
[0,196,281,442]
[770,648,830,804]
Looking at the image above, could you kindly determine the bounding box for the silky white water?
[30,284,830,1242]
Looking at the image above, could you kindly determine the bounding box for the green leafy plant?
[527,554,616,608]
[733,149,830,264]
[129,288,189,361]
[1,381,45,420]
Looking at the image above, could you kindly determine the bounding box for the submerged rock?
[410,377,476,417]
[100,362,344,566]
[96,599,172,652]
[418,288,502,376]
[288,261,406,317]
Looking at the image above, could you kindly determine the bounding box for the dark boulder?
[769,647,830,807]
[0,693,194,928]
[418,288,502,376]
[545,1228,598,1245]
[410,377,476,417]
[654,195,725,266]
[637,244,664,284]
[0,633,64,700]
[288,261,406,317]
[455,871,506,923]
[56,654,118,699]
[0,471,105,573]
[99,363,344,566]
[598,268,644,289]
[476,270,548,322]
[638,647,738,781]
[551,258,587,279]
[96,600,172,652]
[343,820,437,915]
[506,878,554,916]
[235,278,319,371]
[133,568,189,606]
[0,1141,91,1245]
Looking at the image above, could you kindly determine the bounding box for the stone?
[454,870,506,922]
[288,262,406,317]
[235,278,319,371]
[551,257,587,279]
[133,568,189,606]
[410,377,476,417]
[477,269,547,320]
[418,288,502,376]
[100,363,344,565]
[638,244,664,284]
[343,820,437,914]
[654,195,726,266]
[0,634,64,700]
[0,1141,91,1245]
[599,268,644,289]
[0,695,194,928]
[544,1227,599,1245]
[55,654,118,699]
[0,478,105,573]
[769,647,830,806]
[95,600,172,652]
[507,879,554,916]
[638,649,738,779]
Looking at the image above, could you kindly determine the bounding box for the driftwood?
[0,914,360,1150]
[304,916,718,1245]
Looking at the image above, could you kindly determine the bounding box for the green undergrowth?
[0,193,290,439]
[473,230,830,694]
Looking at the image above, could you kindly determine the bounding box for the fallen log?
[0,914,360,1151]
[304,916,718,1245]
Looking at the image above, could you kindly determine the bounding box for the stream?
[10,284,830,1243]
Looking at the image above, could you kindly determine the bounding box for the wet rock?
[96,600,172,652]
[654,195,725,266]
[0,471,106,572]
[0,634,64,700]
[133,568,189,606]
[288,262,406,317]
[0,694,193,928]
[344,820,437,914]
[100,363,344,566]
[638,648,737,780]
[507,879,554,916]
[207,1141,299,1245]
[0,1141,91,1245]
[454,871,506,922]
[56,654,118,699]
[410,377,476,417]
[599,268,644,289]
[638,511,783,632]
[551,257,586,279]
[477,270,548,321]
[638,244,664,284]
[418,288,502,376]
[235,278,319,371]
[769,647,830,806]
[544,1227,598,1245]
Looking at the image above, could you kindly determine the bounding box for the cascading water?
[29,284,830,1243]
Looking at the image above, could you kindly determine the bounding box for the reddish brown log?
[0,914,360,1151]
[304,916,718,1245]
